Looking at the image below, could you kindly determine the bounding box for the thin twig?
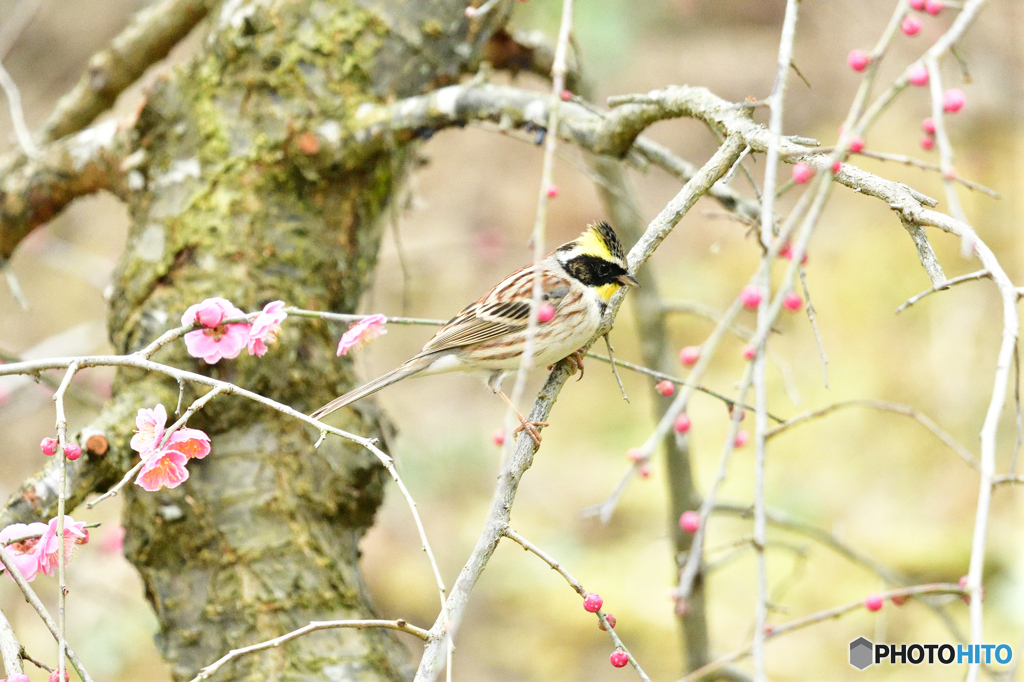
[856,149,1000,198]
[189,619,431,682]
[895,269,990,314]
[798,267,828,388]
[0,352,447,631]
[675,364,754,604]
[1,522,101,547]
[752,2,802,675]
[714,503,901,585]
[505,0,575,466]
[0,61,37,157]
[0,546,92,682]
[583,353,784,423]
[2,263,29,311]
[52,361,79,682]
[679,584,965,682]
[137,308,445,359]
[503,527,651,681]
[1013,342,1022,475]
[602,334,628,402]
[766,398,979,470]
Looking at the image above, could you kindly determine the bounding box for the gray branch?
[414,135,747,681]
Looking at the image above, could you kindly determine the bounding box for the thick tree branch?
[0,119,132,259]
[39,0,210,142]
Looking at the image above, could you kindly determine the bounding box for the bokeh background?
[1,0,1023,679]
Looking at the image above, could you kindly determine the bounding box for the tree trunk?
[103,1,505,678]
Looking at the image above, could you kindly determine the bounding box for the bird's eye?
[597,262,611,276]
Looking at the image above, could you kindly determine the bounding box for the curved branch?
[766,399,979,470]
[39,0,210,142]
[190,619,431,682]
[0,120,132,259]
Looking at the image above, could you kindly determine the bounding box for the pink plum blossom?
[131,404,211,460]
[167,428,211,460]
[193,299,227,328]
[0,522,47,581]
[182,297,250,364]
[130,404,167,454]
[247,300,287,357]
[36,516,89,577]
[135,449,190,492]
[336,314,388,356]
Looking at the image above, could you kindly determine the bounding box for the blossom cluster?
[131,404,211,492]
[182,298,286,364]
[181,297,390,362]
[0,516,89,582]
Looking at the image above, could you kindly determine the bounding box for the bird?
[311,221,639,443]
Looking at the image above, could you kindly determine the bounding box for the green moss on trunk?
[105,0,508,678]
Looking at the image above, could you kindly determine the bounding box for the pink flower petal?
[36,516,88,577]
[135,449,190,492]
[184,323,250,364]
[167,428,211,460]
[181,298,251,364]
[336,314,387,356]
[130,404,167,454]
[181,297,245,327]
[247,300,287,356]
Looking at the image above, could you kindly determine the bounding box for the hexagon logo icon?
[850,637,874,670]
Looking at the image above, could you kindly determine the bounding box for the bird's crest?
[574,221,626,263]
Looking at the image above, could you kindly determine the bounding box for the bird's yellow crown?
[574,221,626,264]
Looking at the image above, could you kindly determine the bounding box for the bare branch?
[39,0,210,142]
[415,135,747,681]
[0,120,131,259]
[0,605,24,676]
[855,149,1000,198]
[680,584,965,682]
[0,61,38,157]
[190,619,431,682]
[503,528,651,681]
[766,399,979,471]
[0,546,92,682]
[895,269,990,314]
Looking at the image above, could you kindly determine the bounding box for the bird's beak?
[616,273,640,288]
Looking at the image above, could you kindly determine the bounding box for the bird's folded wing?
[421,269,571,353]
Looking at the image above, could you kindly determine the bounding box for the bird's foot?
[565,350,585,380]
[514,417,548,446]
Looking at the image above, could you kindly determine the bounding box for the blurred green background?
[1,0,1023,679]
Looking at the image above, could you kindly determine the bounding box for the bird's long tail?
[310,354,435,421]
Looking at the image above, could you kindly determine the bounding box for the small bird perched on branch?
[311,221,639,443]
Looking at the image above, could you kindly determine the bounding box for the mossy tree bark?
[96,1,505,679]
